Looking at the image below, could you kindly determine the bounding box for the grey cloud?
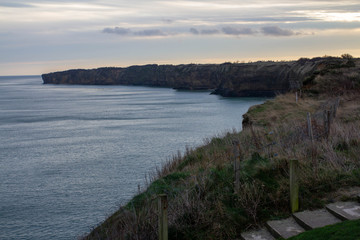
[134,29,167,37]
[102,27,167,37]
[162,19,174,24]
[261,26,297,36]
[102,25,303,38]
[222,27,256,35]
[102,27,131,35]
[189,28,219,35]
[189,28,199,35]
[200,29,219,35]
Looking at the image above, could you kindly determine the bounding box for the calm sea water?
[0,76,265,240]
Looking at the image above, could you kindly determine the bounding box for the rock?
[240,228,275,240]
[293,209,342,230]
[326,202,360,220]
[266,217,305,239]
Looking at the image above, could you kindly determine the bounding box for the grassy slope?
[83,57,360,240]
[286,219,360,240]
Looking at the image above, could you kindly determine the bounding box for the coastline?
[41,57,334,98]
[81,56,360,239]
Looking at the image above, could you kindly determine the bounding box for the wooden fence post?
[307,113,314,142]
[323,110,332,139]
[250,124,260,150]
[333,97,340,118]
[296,91,298,103]
[327,110,331,139]
[158,194,168,240]
[232,140,241,194]
[323,110,327,138]
[290,160,299,213]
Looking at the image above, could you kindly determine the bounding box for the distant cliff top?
[42,56,358,97]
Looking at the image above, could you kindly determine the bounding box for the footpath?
[240,195,360,239]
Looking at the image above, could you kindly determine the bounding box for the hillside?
[81,56,360,239]
[41,57,351,97]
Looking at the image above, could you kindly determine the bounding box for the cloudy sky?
[1,0,360,75]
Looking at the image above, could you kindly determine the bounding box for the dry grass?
[243,92,322,127]
[84,91,360,239]
[83,60,360,240]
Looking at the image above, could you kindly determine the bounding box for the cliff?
[42,57,348,97]
[82,56,360,239]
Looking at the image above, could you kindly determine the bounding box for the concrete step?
[266,217,305,239]
[240,228,275,240]
[292,209,342,230]
[240,200,360,239]
[326,201,360,220]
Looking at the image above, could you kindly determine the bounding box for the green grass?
[126,171,190,210]
[248,104,267,114]
[286,219,360,240]
[83,57,360,240]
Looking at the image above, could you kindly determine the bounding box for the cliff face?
[41,58,341,97]
[42,64,221,90]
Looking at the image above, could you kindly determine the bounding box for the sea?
[0,75,266,240]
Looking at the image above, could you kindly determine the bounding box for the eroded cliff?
[42,57,347,97]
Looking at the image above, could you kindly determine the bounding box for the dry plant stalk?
[237,180,264,224]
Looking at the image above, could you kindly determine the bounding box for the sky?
[0,0,360,75]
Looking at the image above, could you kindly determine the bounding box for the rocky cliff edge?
[42,57,351,97]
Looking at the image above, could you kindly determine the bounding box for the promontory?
[41,57,354,97]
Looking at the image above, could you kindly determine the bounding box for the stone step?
[240,200,360,239]
[266,217,305,239]
[326,201,360,220]
[240,228,275,240]
[292,209,342,230]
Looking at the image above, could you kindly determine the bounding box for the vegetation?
[286,219,360,240]
[82,56,360,240]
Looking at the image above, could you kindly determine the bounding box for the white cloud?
[295,10,360,22]
[1,0,359,34]
[1,0,360,75]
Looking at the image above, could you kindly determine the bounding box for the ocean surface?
[0,76,266,240]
